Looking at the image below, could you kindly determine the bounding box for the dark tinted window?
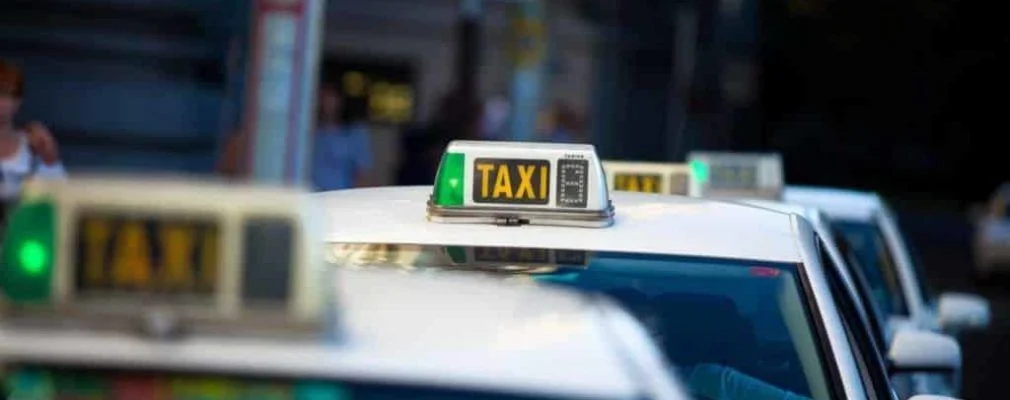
[819,240,892,400]
[241,217,293,303]
[831,220,908,316]
[833,231,889,349]
[895,224,934,307]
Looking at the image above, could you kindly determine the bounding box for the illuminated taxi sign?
[686,151,784,199]
[602,160,692,195]
[0,176,322,330]
[429,141,613,228]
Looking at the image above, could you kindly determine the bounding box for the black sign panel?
[557,159,589,208]
[472,158,551,205]
[74,213,219,298]
[709,165,758,189]
[670,172,690,195]
[614,173,662,193]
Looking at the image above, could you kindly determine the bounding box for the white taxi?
[318,140,961,400]
[0,175,689,400]
[972,182,1010,277]
[610,152,964,398]
[783,186,990,337]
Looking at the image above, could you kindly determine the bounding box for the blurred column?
[457,0,483,102]
[589,0,620,157]
[507,0,547,141]
[242,0,325,185]
[719,0,760,150]
[667,2,699,160]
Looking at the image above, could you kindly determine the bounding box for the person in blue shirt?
[310,84,373,191]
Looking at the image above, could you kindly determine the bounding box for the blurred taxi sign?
[428,141,613,228]
[686,151,784,200]
[0,175,323,330]
[601,160,691,195]
[444,246,590,267]
[75,213,219,299]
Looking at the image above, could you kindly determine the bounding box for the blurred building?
[322,0,595,184]
[0,0,243,172]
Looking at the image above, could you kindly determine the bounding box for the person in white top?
[0,60,65,203]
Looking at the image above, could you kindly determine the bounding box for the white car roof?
[0,268,682,399]
[734,199,821,225]
[315,186,802,263]
[784,185,883,221]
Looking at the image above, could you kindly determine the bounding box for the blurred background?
[0,0,1005,397]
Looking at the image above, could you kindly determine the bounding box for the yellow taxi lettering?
[626,176,640,191]
[111,221,152,288]
[160,224,196,289]
[476,162,495,198]
[82,218,111,286]
[199,229,219,289]
[516,165,537,199]
[492,165,513,198]
[642,176,658,193]
[539,164,548,199]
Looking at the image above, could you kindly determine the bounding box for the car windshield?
[329,244,833,400]
[830,220,908,317]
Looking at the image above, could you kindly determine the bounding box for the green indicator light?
[1,200,56,303]
[19,240,48,275]
[433,152,465,207]
[690,160,709,183]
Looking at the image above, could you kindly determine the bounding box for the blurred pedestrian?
[216,83,374,191]
[310,84,373,191]
[480,95,510,141]
[542,101,585,143]
[0,60,65,203]
[396,89,482,185]
[216,125,250,179]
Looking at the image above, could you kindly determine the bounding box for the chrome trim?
[426,199,615,228]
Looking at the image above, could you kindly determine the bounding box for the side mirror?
[938,292,990,331]
[888,330,961,374]
[909,396,962,400]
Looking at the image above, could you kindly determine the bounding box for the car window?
[818,240,892,400]
[878,204,934,309]
[329,243,839,400]
[830,220,908,316]
[890,221,934,308]
[831,230,890,347]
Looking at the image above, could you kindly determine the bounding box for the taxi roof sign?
[428,141,613,228]
[601,160,691,195]
[686,151,784,200]
[0,176,324,334]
